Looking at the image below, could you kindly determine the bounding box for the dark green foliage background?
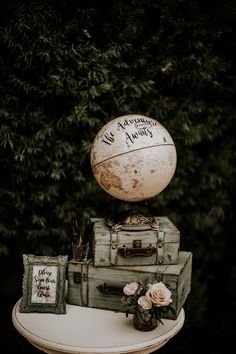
[0,0,236,353]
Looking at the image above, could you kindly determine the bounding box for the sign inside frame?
[20,254,68,314]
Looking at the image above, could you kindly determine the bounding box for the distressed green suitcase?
[67,251,192,320]
[91,217,180,267]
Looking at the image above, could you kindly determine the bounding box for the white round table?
[12,299,184,354]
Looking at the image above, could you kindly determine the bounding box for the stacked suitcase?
[67,216,192,320]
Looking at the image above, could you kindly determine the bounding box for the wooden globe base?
[106,204,160,231]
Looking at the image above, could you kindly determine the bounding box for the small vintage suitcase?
[67,251,192,320]
[91,217,180,267]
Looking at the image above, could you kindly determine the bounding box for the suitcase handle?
[117,241,156,257]
[97,283,124,296]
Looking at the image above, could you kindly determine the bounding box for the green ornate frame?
[20,254,68,314]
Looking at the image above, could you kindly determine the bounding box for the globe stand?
[106,204,160,232]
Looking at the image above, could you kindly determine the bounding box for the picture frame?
[20,254,68,314]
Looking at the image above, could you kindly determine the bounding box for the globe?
[90,114,177,203]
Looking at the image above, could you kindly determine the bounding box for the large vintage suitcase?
[91,217,180,267]
[67,251,192,320]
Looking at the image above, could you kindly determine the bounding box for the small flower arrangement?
[121,280,175,326]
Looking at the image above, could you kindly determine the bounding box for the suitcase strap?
[73,263,89,306]
[110,231,119,266]
[157,231,165,264]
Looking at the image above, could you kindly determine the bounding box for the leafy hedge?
[0,0,236,332]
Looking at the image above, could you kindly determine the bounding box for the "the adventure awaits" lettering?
[101,117,159,146]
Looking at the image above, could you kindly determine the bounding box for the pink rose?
[123,282,139,296]
[138,282,172,309]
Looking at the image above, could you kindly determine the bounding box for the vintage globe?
[90,114,177,203]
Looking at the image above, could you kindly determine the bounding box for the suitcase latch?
[74,272,88,284]
[133,240,142,248]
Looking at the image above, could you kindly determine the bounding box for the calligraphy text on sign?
[31,265,58,304]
